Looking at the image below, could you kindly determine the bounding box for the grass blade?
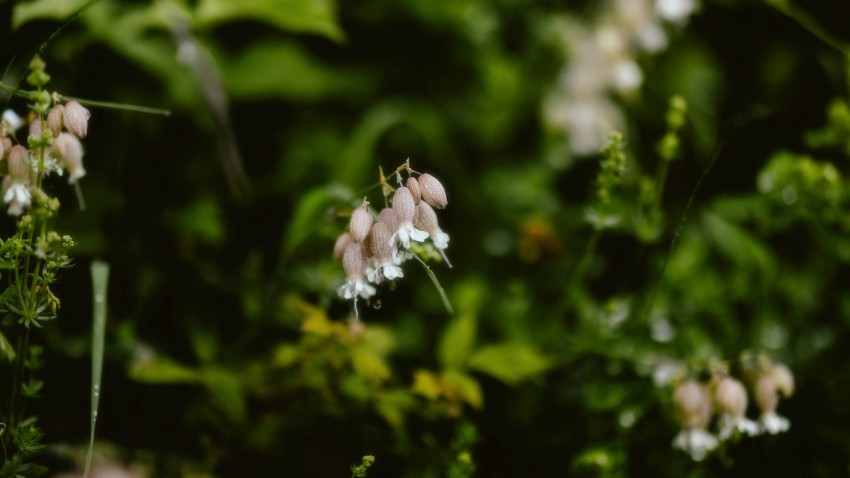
[84,260,109,478]
[412,254,453,315]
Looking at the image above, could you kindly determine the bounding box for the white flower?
[391,187,429,249]
[717,414,759,441]
[758,411,790,435]
[672,428,718,461]
[656,0,698,25]
[4,182,31,217]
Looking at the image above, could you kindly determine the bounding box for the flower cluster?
[1,59,90,216]
[544,0,698,156]
[660,356,793,461]
[334,162,450,318]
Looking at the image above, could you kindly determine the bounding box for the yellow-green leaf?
[468,343,550,385]
[442,369,483,409]
[411,370,442,401]
[195,0,344,42]
[352,348,391,384]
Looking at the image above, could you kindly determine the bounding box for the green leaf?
[438,313,476,368]
[201,368,246,422]
[129,356,202,384]
[701,210,776,273]
[166,197,225,247]
[12,0,91,29]
[468,343,550,385]
[195,0,344,42]
[84,260,109,478]
[442,369,483,409]
[374,389,416,428]
[351,347,391,384]
[220,42,372,102]
[0,330,16,361]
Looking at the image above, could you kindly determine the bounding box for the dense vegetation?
[1,0,849,476]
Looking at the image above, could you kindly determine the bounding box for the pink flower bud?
[673,380,712,428]
[414,201,439,234]
[754,375,778,415]
[406,177,421,204]
[8,146,29,181]
[47,105,64,136]
[770,363,794,398]
[349,204,373,243]
[333,232,352,261]
[418,173,447,209]
[392,186,416,223]
[63,100,90,138]
[378,207,398,234]
[713,377,747,418]
[342,242,367,279]
[368,222,393,263]
[29,118,42,139]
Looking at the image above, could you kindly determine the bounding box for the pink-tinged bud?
[418,173,447,209]
[378,207,398,234]
[406,177,421,204]
[47,105,64,136]
[342,242,367,279]
[8,146,30,181]
[414,201,439,234]
[770,364,794,398]
[29,118,42,139]
[368,222,393,263]
[63,100,90,138]
[333,232,352,261]
[754,375,778,415]
[52,132,85,184]
[673,380,712,428]
[713,377,747,418]
[392,186,416,223]
[349,205,373,243]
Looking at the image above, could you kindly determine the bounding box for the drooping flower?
[754,374,790,435]
[391,186,428,249]
[63,100,90,138]
[337,242,376,318]
[672,380,718,461]
[349,202,373,243]
[414,202,450,250]
[333,232,352,261]
[4,145,31,216]
[417,173,448,209]
[366,222,403,282]
[52,132,85,184]
[713,376,758,440]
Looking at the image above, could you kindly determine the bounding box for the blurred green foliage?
[2,0,850,476]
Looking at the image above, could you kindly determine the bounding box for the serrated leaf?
[195,0,344,41]
[442,369,482,409]
[468,343,550,385]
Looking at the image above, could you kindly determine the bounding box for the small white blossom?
[672,428,718,461]
[4,182,31,217]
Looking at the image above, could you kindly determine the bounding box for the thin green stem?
[769,1,850,55]
[653,158,670,211]
[412,253,454,314]
[0,81,170,116]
